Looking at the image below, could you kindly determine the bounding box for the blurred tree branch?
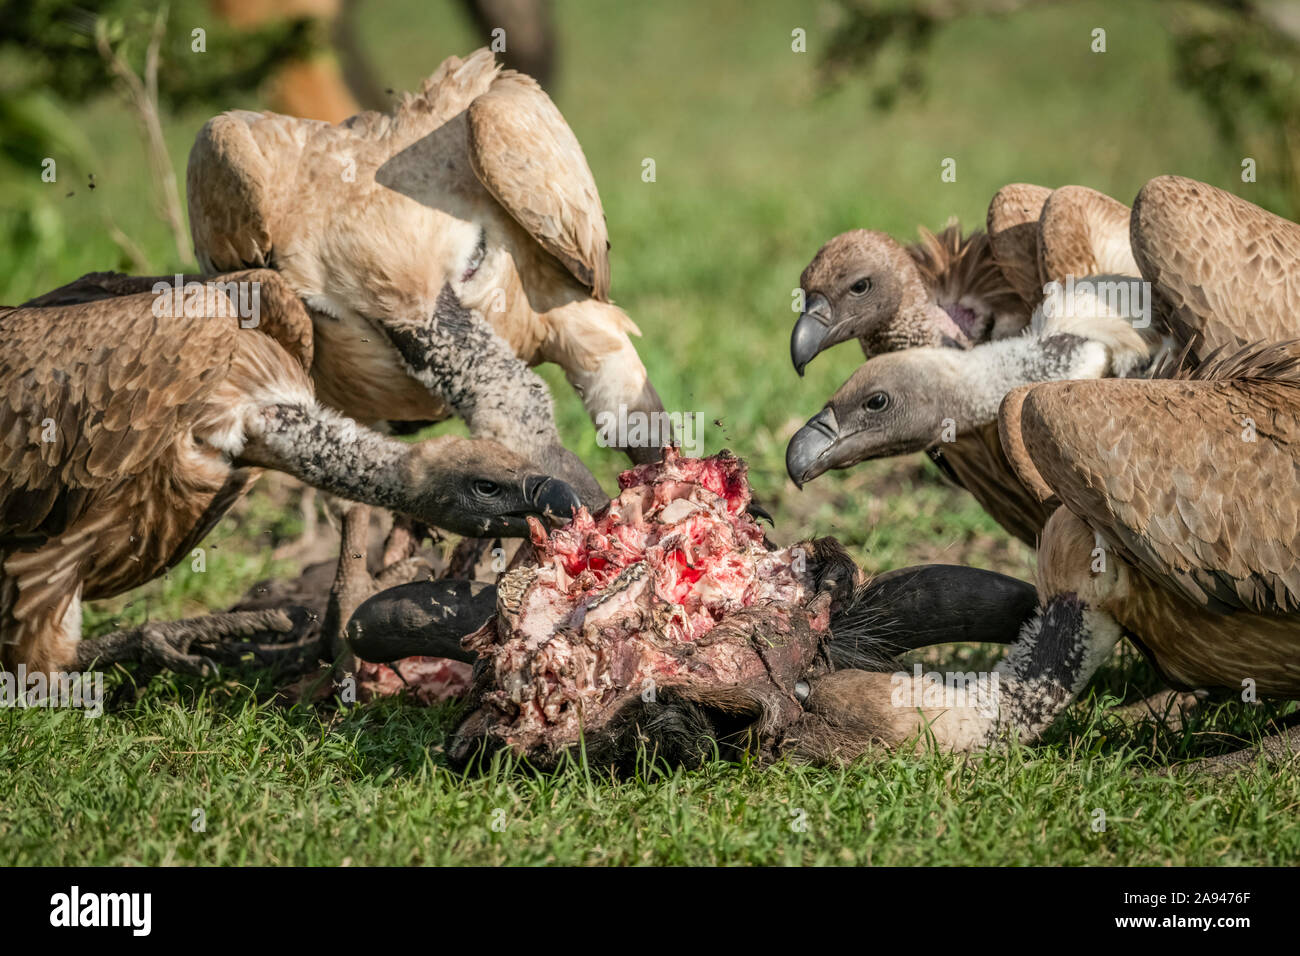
[821,0,1300,215]
[96,8,189,265]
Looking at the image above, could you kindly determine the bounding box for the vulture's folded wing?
[0,289,236,543]
[466,71,611,300]
[1017,374,1300,614]
[21,272,179,308]
[986,183,1051,309]
[998,385,1058,507]
[1131,175,1300,358]
[187,109,321,272]
[1037,184,1137,281]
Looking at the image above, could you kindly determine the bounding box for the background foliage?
[1,0,1297,865]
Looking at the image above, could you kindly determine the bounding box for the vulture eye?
[849,278,871,296]
[472,479,502,498]
[865,392,890,412]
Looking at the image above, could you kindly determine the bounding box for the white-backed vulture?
[186,48,663,509]
[0,269,581,678]
[790,223,1030,374]
[785,274,1156,537]
[796,176,1300,763]
[789,181,1158,545]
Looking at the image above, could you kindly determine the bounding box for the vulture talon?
[74,609,301,683]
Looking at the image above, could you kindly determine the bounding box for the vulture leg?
[444,536,497,579]
[1108,688,1205,732]
[320,504,378,665]
[1176,722,1300,777]
[381,515,429,569]
[380,284,610,511]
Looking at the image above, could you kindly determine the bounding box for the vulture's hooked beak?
[786,406,840,487]
[791,292,833,376]
[521,474,583,527]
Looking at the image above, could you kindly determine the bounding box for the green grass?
[5,675,1299,865]
[2,0,1297,865]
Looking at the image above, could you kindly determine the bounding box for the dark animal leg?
[381,284,608,510]
[829,563,1040,668]
[981,593,1124,746]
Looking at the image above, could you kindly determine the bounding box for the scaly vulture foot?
[75,609,306,702]
[1169,720,1300,777]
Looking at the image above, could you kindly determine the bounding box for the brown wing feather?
[467,70,611,299]
[22,270,313,375]
[987,183,1051,308]
[998,385,1058,506]
[1019,376,1300,614]
[0,290,236,544]
[1132,175,1300,358]
[210,269,314,373]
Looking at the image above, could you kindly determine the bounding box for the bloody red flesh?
[459,449,828,758]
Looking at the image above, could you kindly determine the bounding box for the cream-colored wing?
[1037,184,1138,281]
[467,70,611,299]
[187,109,323,272]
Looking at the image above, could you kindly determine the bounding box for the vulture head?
[786,349,961,486]
[792,229,976,374]
[404,436,581,537]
